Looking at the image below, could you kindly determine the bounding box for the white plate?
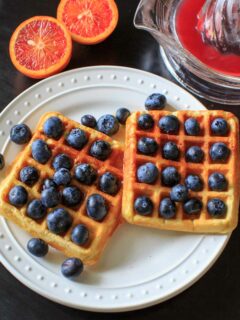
[0,66,229,312]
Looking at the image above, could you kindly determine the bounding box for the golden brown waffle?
[0,112,123,265]
[123,110,239,233]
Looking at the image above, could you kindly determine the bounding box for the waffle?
[123,110,240,233]
[0,112,123,265]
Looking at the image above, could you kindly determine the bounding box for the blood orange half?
[9,16,72,79]
[57,0,119,45]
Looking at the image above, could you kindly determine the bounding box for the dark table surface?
[1,0,240,319]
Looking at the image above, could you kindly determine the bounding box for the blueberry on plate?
[207,198,227,217]
[162,141,180,161]
[159,198,176,219]
[81,114,97,128]
[27,199,47,220]
[0,154,5,170]
[20,166,39,186]
[31,139,52,164]
[53,168,71,186]
[47,208,73,234]
[61,258,83,278]
[211,118,228,136]
[10,124,32,145]
[41,187,61,208]
[137,137,158,155]
[99,172,120,195]
[161,166,180,187]
[74,163,97,185]
[210,142,230,162]
[145,93,166,110]
[116,108,131,125]
[170,184,189,202]
[43,116,64,140]
[185,174,203,191]
[27,238,48,257]
[52,153,73,170]
[66,128,88,150]
[134,196,153,216]
[62,186,83,207]
[185,146,204,163]
[184,118,200,136]
[137,163,159,184]
[137,114,154,130]
[89,140,112,160]
[208,172,227,191]
[158,115,180,134]
[96,114,119,136]
[87,194,108,221]
[183,198,203,215]
[9,185,28,207]
[42,178,57,190]
[71,224,89,245]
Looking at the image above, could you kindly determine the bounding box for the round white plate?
[0,66,229,312]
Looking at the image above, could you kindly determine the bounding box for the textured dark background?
[0,0,240,319]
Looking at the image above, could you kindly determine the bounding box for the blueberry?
[9,185,28,207]
[211,118,228,136]
[162,141,180,160]
[52,153,73,170]
[116,108,131,125]
[81,114,97,128]
[27,199,47,220]
[138,114,154,130]
[62,186,83,207]
[210,143,230,162]
[145,93,166,110]
[42,178,57,190]
[66,128,88,150]
[20,166,39,186]
[137,137,158,155]
[96,114,119,136]
[159,198,176,219]
[43,116,64,140]
[74,163,97,185]
[27,238,48,257]
[183,198,203,215]
[90,140,112,160]
[208,173,227,191]
[71,224,89,245]
[41,187,61,208]
[186,146,204,163]
[134,196,153,215]
[61,258,83,278]
[137,163,159,184]
[47,208,72,234]
[99,172,120,195]
[10,124,32,145]
[161,166,180,187]
[31,139,52,164]
[53,168,71,186]
[0,154,5,170]
[184,118,200,136]
[185,175,203,191]
[87,194,108,221]
[207,199,227,217]
[159,115,180,134]
[170,184,189,202]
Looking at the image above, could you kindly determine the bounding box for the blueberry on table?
[170,184,189,202]
[184,118,200,136]
[159,198,176,219]
[0,154,5,170]
[66,128,88,150]
[81,114,97,128]
[96,114,119,136]
[47,208,73,234]
[185,146,204,163]
[41,187,61,208]
[87,194,108,221]
[137,137,158,155]
[162,141,180,160]
[211,118,228,136]
[161,166,180,187]
[53,168,71,186]
[137,162,159,184]
[9,185,28,207]
[27,199,47,220]
[207,199,227,217]
[185,174,203,191]
[61,258,83,278]
[116,108,131,125]
[183,198,203,215]
[210,143,230,162]
[99,172,120,195]
[10,124,32,145]
[158,115,180,134]
[208,172,227,191]
[43,116,64,140]
[138,114,154,130]
[27,238,48,257]
[42,178,57,190]
[71,224,89,245]
[52,153,73,170]
[145,93,166,110]
[74,163,97,185]
[31,139,52,164]
[89,140,112,160]
[134,196,153,216]
[62,186,83,207]
[20,166,39,186]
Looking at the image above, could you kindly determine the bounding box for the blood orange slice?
[9,16,72,79]
[57,0,119,45]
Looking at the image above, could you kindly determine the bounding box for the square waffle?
[0,112,123,265]
[123,110,240,233]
